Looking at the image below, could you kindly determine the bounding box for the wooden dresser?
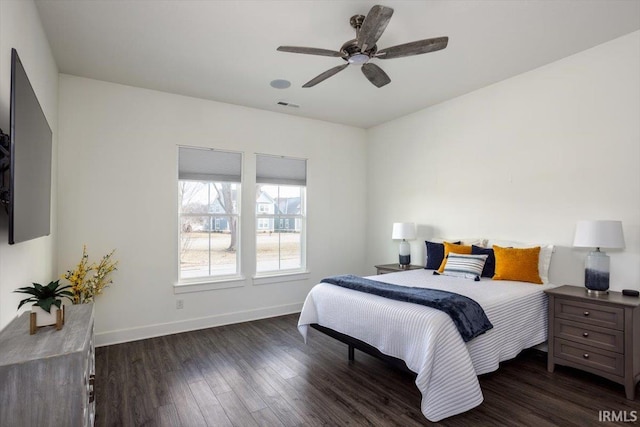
[545,285,639,399]
[0,304,96,426]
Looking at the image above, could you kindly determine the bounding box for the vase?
[31,305,60,327]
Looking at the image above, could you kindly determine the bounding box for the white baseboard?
[95,302,303,347]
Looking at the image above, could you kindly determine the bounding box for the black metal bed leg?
[348,345,355,361]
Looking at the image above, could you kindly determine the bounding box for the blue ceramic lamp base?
[585,249,609,295]
[399,240,411,267]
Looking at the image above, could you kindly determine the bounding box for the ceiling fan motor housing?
[341,39,377,64]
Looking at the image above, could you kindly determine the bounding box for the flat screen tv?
[1,48,53,244]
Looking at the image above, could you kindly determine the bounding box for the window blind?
[256,154,306,186]
[179,147,241,182]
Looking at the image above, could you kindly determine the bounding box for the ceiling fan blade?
[302,64,349,88]
[361,63,391,88]
[357,5,394,52]
[376,37,449,60]
[277,46,344,58]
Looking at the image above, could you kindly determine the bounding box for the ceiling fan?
[277,4,448,88]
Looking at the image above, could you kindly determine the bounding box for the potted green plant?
[14,281,74,327]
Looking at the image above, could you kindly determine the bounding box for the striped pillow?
[442,253,489,281]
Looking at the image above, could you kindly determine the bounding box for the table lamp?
[392,222,416,268]
[573,220,625,295]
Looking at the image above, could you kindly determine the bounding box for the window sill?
[252,270,311,286]
[174,276,246,294]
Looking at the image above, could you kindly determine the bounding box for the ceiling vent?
[277,101,300,108]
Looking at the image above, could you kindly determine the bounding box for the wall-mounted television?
[0,48,52,244]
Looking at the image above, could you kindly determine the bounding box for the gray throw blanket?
[322,274,493,342]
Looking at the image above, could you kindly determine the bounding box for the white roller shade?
[179,147,241,182]
[256,154,306,186]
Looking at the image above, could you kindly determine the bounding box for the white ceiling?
[35,0,640,129]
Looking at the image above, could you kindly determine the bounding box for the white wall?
[366,31,640,291]
[57,75,367,345]
[0,0,58,329]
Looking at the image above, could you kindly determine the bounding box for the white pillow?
[486,239,554,284]
[432,237,488,247]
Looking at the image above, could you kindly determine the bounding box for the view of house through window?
[255,154,307,274]
[178,149,305,280]
[256,184,305,272]
[179,181,239,278]
[178,147,241,280]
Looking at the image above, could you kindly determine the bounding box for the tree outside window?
[179,181,240,279]
[178,147,241,281]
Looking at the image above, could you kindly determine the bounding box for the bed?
[298,268,558,421]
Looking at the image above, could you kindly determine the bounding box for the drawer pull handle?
[89,373,95,403]
[583,332,589,337]
[583,353,589,359]
[583,311,590,316]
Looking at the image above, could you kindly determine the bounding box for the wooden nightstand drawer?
[554,338,624,377]
[546,286,640,400]
[555,319,624,353]
[555,298,624,330]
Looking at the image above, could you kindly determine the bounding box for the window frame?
[255,184,307,276]
[177,146,244,287]
[178,179,242,284]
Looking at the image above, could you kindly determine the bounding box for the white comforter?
[298,269,557,421]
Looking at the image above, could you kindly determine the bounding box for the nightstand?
[545,285,640,400]
[375,263,423,275]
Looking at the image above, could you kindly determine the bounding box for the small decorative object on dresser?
[63,245,118,304]
[14,280,73,334]
[545,285,640,400]
[573,220,625,295]
[392,222,416,267]
[375,263,423,275]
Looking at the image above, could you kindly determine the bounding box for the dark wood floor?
[95,314,638,426]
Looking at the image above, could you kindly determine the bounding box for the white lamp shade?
[573,220,625,249]
[392,222,416,240]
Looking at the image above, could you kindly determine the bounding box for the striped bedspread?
[298,269,557,422]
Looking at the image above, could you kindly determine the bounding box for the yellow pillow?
[492,245,543,284]
[438,242,472,273]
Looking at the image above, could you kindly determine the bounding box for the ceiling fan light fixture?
[347,53,369,65]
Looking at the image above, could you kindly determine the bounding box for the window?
[255,154,307,274]
[178,147,241,280]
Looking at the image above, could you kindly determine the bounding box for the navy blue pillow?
[425,241,461,270]
[472,245,495,278]
[425,241,445,270]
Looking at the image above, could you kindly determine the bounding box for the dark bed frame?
[310,323,415,375]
